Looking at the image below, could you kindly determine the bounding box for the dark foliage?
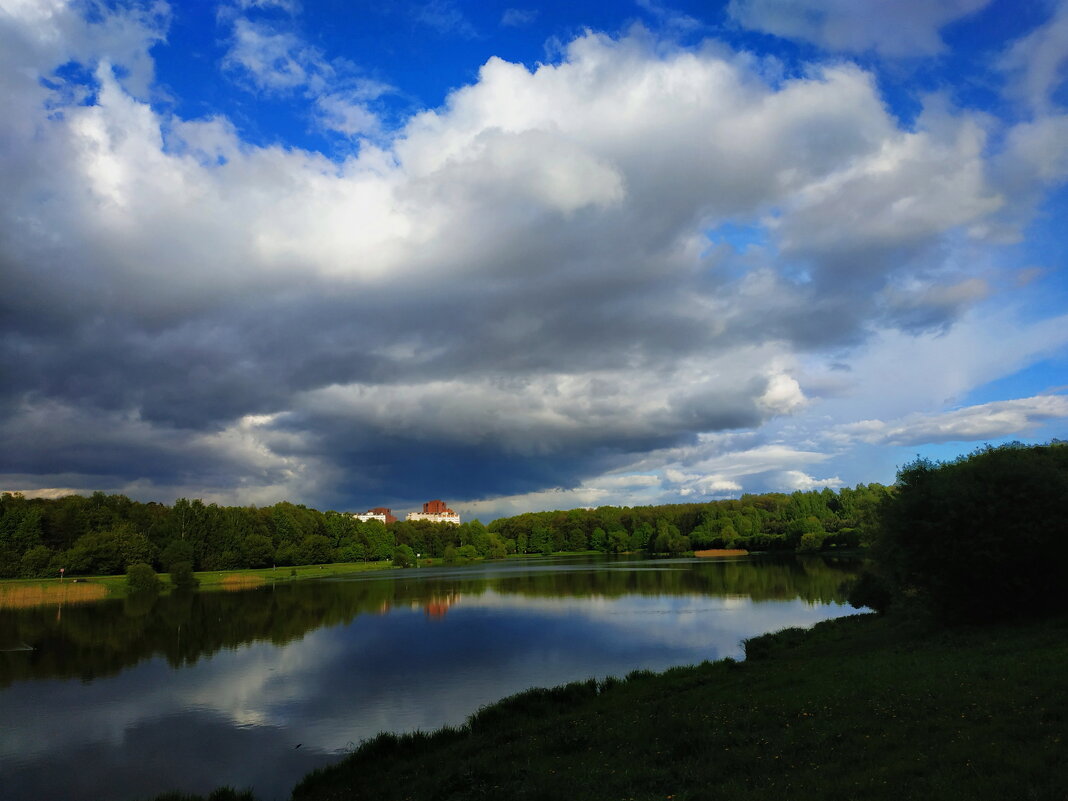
[150,788,255,801]
[169,561,200,590]
[874,442,1068,622]
[845,570,894,614]
[391,544,416,567]
[126,562,161,594]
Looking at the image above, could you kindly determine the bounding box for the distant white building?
[406,499,461,525]
[353,507,397,524]
[354,512,387,523]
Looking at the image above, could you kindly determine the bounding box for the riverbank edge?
[0,561,394,600]
[147,609,1068,801]
[1,549,867,603]
[0,551,620,601]
[283,610,1067,801]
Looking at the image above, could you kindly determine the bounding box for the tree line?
[0,483,889,579]
[487,484,889,556]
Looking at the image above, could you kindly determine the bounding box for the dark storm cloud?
[0,4,1023,508]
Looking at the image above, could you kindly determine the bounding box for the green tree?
[170,561,200,590]
[630,522,654,552]
[873,443,1068,621]
[337,542,367,563]
[361,521,395,561]
[300,534,334,565]
[241,534,275,568]
[392,544,416,567]
[797,530,826,553]
[607,529,630,553]
[486,533,508,559]
[528,524,551,555]
[161,539,195,572]
[126,562,162,594]
[566,526,588,552]
[19,545,53,578]
[116,527,154,568]
[274,542,298,566]
[67,530,123,575]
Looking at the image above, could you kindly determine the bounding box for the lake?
[0,554,863,800]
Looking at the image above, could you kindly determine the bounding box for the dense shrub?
[126,562,162,594]
[392,544,416,568]
[170,561,200,590]
[874,443,1068,622]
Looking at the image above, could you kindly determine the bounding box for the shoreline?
[291,612,1068,800]
[144,610,1068,800]
[0,550,637,605]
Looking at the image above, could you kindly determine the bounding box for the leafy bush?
[875,443,1068,622]
[170,561,200,590]
[797,530,826,553]
[392,544,416,568]
[126,562,162,594]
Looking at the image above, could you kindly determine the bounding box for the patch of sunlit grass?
[219,574,266,591]
[0,582,108,609]
[693,549,749,558]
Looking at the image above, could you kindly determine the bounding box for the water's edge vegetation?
[149,612,1068,801]
[292,613,1068,801]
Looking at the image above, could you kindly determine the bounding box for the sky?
[1,0,1067,522]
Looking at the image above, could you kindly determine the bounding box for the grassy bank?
[0,560,394,604]
[0,551,614,605]
[282,612,1067,801]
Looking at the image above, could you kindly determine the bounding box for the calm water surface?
[0,554,862,800]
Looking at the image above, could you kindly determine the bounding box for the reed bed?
[219,574,266,591]
[0,582,108,609]
[693,548,749,558]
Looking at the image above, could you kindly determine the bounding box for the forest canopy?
[0,483,889,578]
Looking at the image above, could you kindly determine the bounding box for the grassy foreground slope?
[291,612,1067,801]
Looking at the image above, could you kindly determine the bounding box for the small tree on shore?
[126,562,161,594]
[392,545,416,568]
[170,561,200,590]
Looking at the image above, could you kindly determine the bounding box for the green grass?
[288,612,1068,801]
[0,550,612,601]
[187,561,392,589]
[0,560,394,600]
